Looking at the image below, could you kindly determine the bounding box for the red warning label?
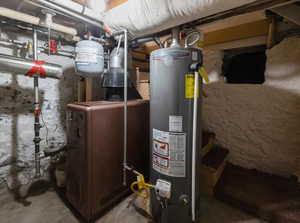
[152,128,186,177]
[153,140,169,157]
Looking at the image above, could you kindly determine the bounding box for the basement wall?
[0,30,77,188]
[203,37,300,177]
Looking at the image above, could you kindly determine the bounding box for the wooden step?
[215,163,300,222]
[200,144,229,195]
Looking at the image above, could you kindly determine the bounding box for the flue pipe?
[0,7,77,36]
[0,53,63,79]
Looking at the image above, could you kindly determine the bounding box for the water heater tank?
[150,46,202,223]
[75,40,104,77]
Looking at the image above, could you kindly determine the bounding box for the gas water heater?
[150,37,203,222]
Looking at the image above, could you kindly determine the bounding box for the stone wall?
[203,37,300,177]
[0,31,77,188]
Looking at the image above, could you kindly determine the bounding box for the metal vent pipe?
[0,53,63,79]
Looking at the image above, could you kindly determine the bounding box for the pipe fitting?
[170,28,180,48]
[179,194,189,206]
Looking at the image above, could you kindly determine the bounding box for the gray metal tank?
[75,40,104,77]
[102,47,129,88]
[150,46,202,223]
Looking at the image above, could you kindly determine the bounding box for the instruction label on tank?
[75,47,98,63]
[152,129,186,177]
[169,115,183,132]
[75,54,97,63]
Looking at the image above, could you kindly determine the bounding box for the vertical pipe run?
[33,27,41,178]
[191,70,199,221]
[123,29,128,186]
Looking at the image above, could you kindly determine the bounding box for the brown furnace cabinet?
[66,100,149,221]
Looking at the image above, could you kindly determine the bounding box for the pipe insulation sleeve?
[0,7,39,25]
[25,0,103,28]
[0,53,63,79]
[39,21,77,36]
[0,7,77,36]
[47,0,104,22]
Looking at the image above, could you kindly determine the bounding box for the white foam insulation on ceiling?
[2,0,296,39]
[103,0,260,38]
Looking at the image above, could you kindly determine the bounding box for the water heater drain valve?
[155,179,172,199]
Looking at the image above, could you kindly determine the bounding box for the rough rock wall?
[0,31,77,187]
[203,37,300,177]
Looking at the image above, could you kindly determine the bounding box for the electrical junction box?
[156,179,172,199]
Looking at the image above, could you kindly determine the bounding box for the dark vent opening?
[222,45,267,84]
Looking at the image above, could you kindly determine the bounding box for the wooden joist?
[72,0,88,6]
[204,20,269,46]
[106,0,128,11]
[142,19,269,53]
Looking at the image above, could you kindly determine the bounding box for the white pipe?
[123,29,128,186]
[0,7,77,36]
[25,0,102,28]
[47,0,104,22]
[39,20,77,36]
[191,70,199,222]
[0,7,40,25]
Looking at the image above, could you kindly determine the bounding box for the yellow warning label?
[185,74,198,98]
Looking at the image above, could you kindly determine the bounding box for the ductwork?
[0,53,63,79]
[0,7,77,37]
[102,0,280,39]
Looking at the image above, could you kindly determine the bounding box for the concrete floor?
[0,188,267,223]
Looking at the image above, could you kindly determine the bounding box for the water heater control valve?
[155,179,172,199]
